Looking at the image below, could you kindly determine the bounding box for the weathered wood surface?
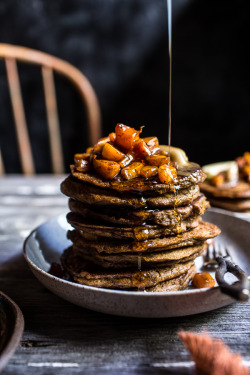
[0,176,250,375]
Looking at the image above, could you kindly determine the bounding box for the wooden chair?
[0,43,101,174]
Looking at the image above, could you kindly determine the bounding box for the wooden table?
[0,175,249,375]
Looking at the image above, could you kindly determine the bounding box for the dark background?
[0,0,250,173]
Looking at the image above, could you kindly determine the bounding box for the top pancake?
[70,162,206,194]
[61,175,200,208]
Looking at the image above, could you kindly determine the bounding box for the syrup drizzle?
[135,0,173,279]
[167,1,182,237]
[173,187,182,237]
[138,254,142,271]
[167,0,172,157]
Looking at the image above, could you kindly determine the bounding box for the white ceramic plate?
[23,209,250,318]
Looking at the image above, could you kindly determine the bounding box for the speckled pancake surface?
[67,241,207,269]
[66,212,201,240]
[61,246,196,290]
[147,265,196,292]
[68,194,209,227]
[67,221,220,254]
[70,162,206,194]
[61,176,200,208]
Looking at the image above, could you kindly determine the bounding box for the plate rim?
[0,291,24,372]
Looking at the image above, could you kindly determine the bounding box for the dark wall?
[0,0,250,173]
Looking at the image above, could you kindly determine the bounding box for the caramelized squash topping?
[74,123,177,182]
[158,165,177,184]
[93,158,120,179]
[192,272,215,288]
[236,152,250,183]
[121,162,144,180]
[102,143,125,162]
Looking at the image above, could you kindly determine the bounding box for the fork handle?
[215,256,249,302]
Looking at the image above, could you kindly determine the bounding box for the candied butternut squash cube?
[242,165,250,182]
[75,159,91,172]
[243,165,250,174]
[211,172,225,187]
[143,136,159,151]
[121,162,144,180]
[192,273,215,288]
[74,153,91,172]
[86,147,93,154]
[93,158,120,179]
[244,152,250,165]
[115,123,141,150]
[119,153,134,168]
[140,166,158,179]
[147,155,170,167]
[93,136,110,153]
[102,143,125,162]
[158,165,177,183]
[74,153,90,162]
[134,139,151,158]
[109,132,116,143]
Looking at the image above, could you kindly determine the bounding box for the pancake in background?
[201,153,250,212]
[205,197,250,213]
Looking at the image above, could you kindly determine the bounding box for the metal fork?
[203,242,249,302]
[203,242,231,270]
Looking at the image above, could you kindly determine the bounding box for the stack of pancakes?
[60,159,220,292]
[201,181,250,213]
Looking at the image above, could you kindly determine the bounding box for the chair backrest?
[0,43,101,174]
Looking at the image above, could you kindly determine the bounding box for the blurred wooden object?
[0,43,101,174]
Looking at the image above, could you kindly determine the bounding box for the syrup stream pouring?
[167,0,172,158]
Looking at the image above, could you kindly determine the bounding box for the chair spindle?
[42,66,64,174]
[5,58,35,174]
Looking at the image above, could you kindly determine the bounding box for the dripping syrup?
[167,0,172,158]
[138,254,142,271]
[167,1,182,237]
[173,187,183,237]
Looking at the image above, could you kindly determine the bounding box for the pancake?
[61,176,200,208]
[206,197,250,212]
[201,181,250,199]
[146,265,196,292]
[71,162,206,194]
[70,242,206,269]
[61,246,196,290]
[67,221,220,254]
[68,194,210,227]
[60,125,220,292]
[66,212,201,240]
